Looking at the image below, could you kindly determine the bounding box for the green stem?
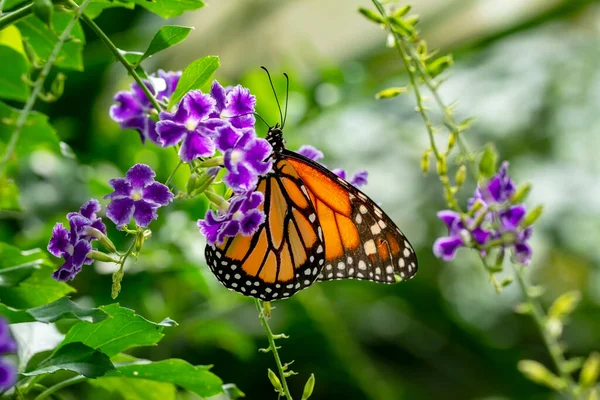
[0,0,91,178]
[512,264,578,398]
[33,376,86,400]
[0,3,33,30]
[111,233,138,299]
[72,1,162,113]
[254,299,293,400]
[165,160,183,186]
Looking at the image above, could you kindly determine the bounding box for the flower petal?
[244,138,273,174]
[349,170,368,188]
[437,210,461,231]
[106,197,135,227]
[332,168,346,180]
[71,240,92,267]
[132,200,159,227]
[110,91,143,122]
[142,182,173,206]
[297,145,324,161]
[156,120,187,147]
[514,243,532,265]
[48,223,70,257]
[126,164,156,188]
[500,205,526,231]
[79,199,101,219]
[156,70,181,102]
[239,209,266,236]
[105,178,132,199]
[179,130,216,162]
[210,80,227,111]
[184,90,216,122]
[0,359,17,390]
[224,163,257,193]
[131,81,155,109]
[223,85,256,117]
[433,236,464,261]
[215,125,242,152]
[240,191,265,212]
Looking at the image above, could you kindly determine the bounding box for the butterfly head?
[267,123,285,154]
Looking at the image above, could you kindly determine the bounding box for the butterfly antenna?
[253,112,270,129]
[261,66,284,127]
[282,72,289,129]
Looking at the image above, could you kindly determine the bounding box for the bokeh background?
[2,0,600,398]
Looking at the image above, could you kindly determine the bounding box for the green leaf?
[81,0,135,19]
[222,383,246,399]
[90,377,177,400]
[0,25,27,57]
[22,342,115,378]
[0,45,30,102]
[478,143,498,179]
[0,297,108,324]
[140,26,193,63]
[168,56,219,109]
[0,243,73,308]
[16,12,86,71]
[107,359,223,398]
[60,304,176,357]
[0,101,61,163]
[133,0,205,19]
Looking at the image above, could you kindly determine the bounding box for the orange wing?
[284,151,418,283]
[205,158,325,300]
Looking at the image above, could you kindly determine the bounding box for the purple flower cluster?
[110,70,181,145]
[297,145,369,188]
[433,162,533,264]
[48,199,106,281]
[0,319,17,390]
[105,164,173,229]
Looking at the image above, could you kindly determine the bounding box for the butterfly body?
[205,125,418,301]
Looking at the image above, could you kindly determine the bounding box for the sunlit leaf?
[140,26,193,63]
[168,56,219,109]
[16,12,86,71]
[133,0,205,19]
[90,377,177,400]
[0,297,108,324]
[60,303,176,357]
[105,359,223,397]
[0,45,29,102]
[22,342,115,377]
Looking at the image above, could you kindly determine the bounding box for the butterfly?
[204,70,418,301]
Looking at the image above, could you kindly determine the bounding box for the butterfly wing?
[283,150,418,283]
[205,158,325,301]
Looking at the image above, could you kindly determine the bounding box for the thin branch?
[0,0,91,178]
[33,376,87,400]
[0,2,33,30]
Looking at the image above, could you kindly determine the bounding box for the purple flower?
[48,199,106,281]
[198,191,265,245]
[210,81,256,130]
[297,145,369,188]
[0,359,16,391]
[472,161,516,205]
[105,164,173,228]
[110,70,181,145]
[216,126,273,193]
[156,90,228,162]
[0,319,16,355]
[432,210,491,261]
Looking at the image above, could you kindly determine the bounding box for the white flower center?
[230,149,243,164]
[131,188,143,201]
[232,211,244,221]
[185,120,199,132]
[66,243,74,256]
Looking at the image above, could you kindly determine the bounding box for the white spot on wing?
[364,240,376,255]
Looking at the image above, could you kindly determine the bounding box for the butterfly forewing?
[205,159,325,301]
[284,151,418,284]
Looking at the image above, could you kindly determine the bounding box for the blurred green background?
[2,0,600,398]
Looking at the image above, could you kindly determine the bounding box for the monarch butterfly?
[205,70,418,301]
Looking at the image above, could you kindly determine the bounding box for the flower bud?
[392,5,411,19]
[375,87,407,99]
[427,55,453,77]
[358,7,384,24]
[518,360,567,391]
[514,302,532,315]
[455,165,466,187]
[511,182,531,203]
[88,250,119,263]
[82,226,118,253]
[478,143,498,179]
[421,150,431,175]
[301,374,315,400]
[447,132,457,152]
[436,155,447,176]
[186,173,199,194]
[522,205,543,228]
[581,352,600,388]
[50,73,66,100]
[268,369,283,394]
[548,291,581,321]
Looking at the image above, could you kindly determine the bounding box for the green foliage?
[90,377,178,400]
[108,359,223,397]
[0,45,30,102]
[0,178,20,211]
[60,303,175,357]
[0,296,109,324]
[478,143,498,179]
[140,25,194,63]
[168,56,219,109]
[16,13,86,70]
[22,342,116,377]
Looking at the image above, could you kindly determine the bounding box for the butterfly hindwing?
[284,151,418,284]
[205,159,325,301]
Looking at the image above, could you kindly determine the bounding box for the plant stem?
[71,1,162,113]
[165,160,183,186]
[0,3,33,30]
[512,264,578,398]
[33,376,86,400]
[0,0,91,178]
[254,299,293,400]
